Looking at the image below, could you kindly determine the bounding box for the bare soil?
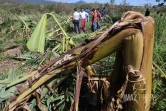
[0,46,23,73]
[0,59,21,73]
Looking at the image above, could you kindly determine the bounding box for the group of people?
[72,7,107,34]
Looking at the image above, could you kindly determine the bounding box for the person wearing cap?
[73,8,81,34]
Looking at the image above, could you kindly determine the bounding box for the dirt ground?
[0,59,21,73]
[0,46,23,73]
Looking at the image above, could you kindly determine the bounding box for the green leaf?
[13,22,22,29]
[27,14,47,53]
[0,84,16,103]
[46,99,51,111]
[29,99,37,111]
[50,95,64,102]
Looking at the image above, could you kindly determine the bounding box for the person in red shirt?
[91,8,98,32]
[96,8,102,29]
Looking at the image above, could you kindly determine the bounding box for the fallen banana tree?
[1,11,154,111]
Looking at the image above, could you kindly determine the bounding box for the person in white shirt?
[73,8,81,34]
[79,8,88,32]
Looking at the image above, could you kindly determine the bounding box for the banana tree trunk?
[3,11,154,111]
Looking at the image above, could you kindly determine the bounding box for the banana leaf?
[27,14,47,53]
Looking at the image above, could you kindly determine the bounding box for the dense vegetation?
[0,1,166,111]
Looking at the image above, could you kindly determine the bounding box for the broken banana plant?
[27,12,75,54]
[1,11,154,111]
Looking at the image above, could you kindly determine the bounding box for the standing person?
[145,9,150,16]
[91,8,98,32]
[96,8,102,29]
[80,8,88,32]
[85,8,90,22]
[73,8,81,34]
[102,7,107,20]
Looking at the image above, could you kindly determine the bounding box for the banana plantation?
[0,1,166,111]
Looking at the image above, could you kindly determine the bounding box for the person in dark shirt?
[145,9,150,16]
[102,7,107,20]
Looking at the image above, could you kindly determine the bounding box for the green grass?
[150,12,166,111]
